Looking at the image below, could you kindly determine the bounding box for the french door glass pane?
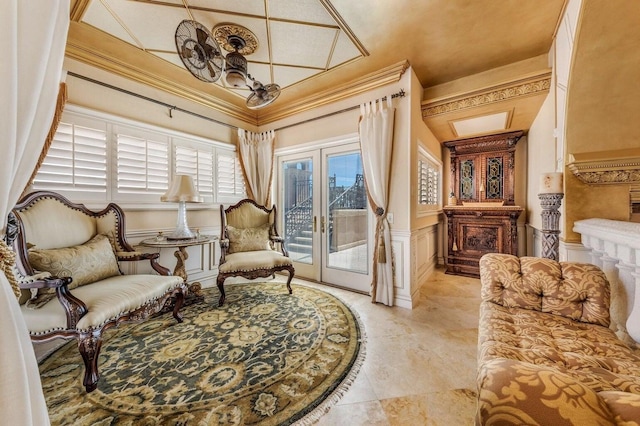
[282,158,313,264]
[326,152,368,274]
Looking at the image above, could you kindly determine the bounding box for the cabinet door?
[481,153,506,201]
[458,155,479,201]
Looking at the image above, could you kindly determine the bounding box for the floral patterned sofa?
[477,253,640,425]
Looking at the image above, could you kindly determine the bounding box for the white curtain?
[359,95,395,306]
[0,1,69,424]
[237,129,276,206]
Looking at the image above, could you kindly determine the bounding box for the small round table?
[139,235,216,298]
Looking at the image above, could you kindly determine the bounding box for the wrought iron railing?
[284,174,367,252]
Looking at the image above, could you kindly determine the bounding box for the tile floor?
[288,267,482,425]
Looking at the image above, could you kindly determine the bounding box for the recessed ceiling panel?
[268,0,336,26]
[188,0,266,17]
[83,1,140,47]
[273,65,322,88]
[329,30,362,68]
[451,111,510,137]
[96,0,190,51]
[270,21,335,68]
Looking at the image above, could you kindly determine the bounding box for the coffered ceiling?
[67,0,567,139]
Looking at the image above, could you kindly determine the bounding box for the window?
[32,114,108,201]
[32,106,245,206]
[115,126,169,203]
[417,145,442,215]
[174,142,215,203]
[216,151,246,202]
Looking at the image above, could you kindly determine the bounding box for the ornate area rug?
[39,283,365,425]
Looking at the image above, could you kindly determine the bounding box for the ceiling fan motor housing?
[224,51,248,87]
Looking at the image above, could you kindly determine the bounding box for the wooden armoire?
[443,131,524,277]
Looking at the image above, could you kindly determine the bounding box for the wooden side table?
[139,235,216,299]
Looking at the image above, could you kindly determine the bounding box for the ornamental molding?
[421,73,551,118]
[568,150,640,185]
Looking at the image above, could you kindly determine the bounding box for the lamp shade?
[161,175,203,203]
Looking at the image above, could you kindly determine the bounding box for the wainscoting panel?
[391,230,411,308]
[391,225,439,309]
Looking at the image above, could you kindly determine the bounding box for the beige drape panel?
[0,1,69,424]
[359,95,395,306]
[238,129,276,206]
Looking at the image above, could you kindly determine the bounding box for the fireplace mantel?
[574,218,640,345]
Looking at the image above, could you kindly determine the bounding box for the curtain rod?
[67,71,405,133]
[273,89,406,132]
[67,71,238,130]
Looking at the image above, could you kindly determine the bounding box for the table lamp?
[161,175,202,240]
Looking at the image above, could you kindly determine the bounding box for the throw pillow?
[227,223,271,254]
[27,234,121,308]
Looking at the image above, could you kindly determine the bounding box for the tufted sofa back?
[479,253,611,327]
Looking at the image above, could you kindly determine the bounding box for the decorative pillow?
[27,234,120,309]
[227,223,271,254]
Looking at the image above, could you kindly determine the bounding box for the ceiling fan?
[175,20,281,109]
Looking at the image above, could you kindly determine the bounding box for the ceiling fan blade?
[196,27,210,48]
[206,61,222,81]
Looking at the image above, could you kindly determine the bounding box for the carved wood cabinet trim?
[444,130,523,205]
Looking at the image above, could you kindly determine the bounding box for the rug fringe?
[291,288,369,426]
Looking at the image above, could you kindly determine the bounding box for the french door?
[276,142,372,293]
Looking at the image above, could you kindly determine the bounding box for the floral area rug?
[39,283,365,425]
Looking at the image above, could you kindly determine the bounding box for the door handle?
[313,216,317,232]
[321,216,326,233]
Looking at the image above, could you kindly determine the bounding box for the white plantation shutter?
[32,106,244,206]
[418,147,441,212]
[175,143,214,202]
[115,128,169,202]
[217,150,246,201]
[32,116,108,200]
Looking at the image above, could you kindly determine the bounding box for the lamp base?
[168,201,195,240]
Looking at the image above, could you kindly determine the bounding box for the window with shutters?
[174,141,215,203]
[31,113,108,201]
[417,146,442,215]
[31,105,245,207]
[115,126,170,203]
[216,150,246,202]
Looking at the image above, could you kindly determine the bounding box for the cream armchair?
[217,199,294,306]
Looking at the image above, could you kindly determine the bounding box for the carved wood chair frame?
[217,198,294,306]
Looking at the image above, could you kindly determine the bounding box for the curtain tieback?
[377,236,387,263]
[0,240,20,298]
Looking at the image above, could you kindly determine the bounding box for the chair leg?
[217,275,226,307]
[286,267,294,295]
[78,331,103,392]
[172,289,185,323]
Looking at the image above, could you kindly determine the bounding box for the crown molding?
[421,72,551,118]
[256,60,410,125]
[568,149,640,185]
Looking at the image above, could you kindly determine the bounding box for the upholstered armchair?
[217,199,294,306]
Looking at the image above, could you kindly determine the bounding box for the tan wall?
[563,0,640,241]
